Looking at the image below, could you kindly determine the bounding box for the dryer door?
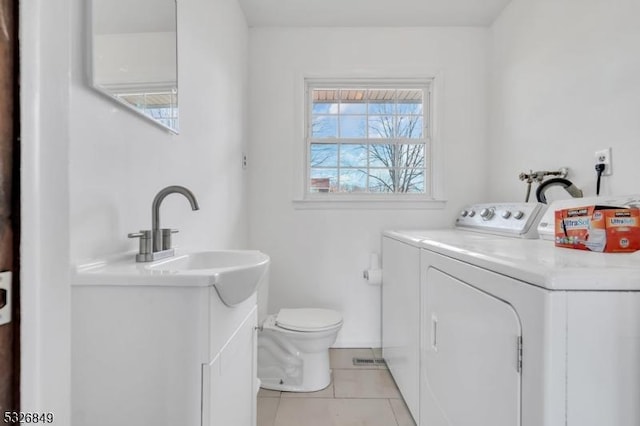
[421,267,522,426]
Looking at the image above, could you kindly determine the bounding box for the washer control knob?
[468,210,476,217]
[461,210,469,217]
[480,208,495,220]
[513,210,525,220]
[502,210,512,219]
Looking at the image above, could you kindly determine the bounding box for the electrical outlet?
[594,147,612,176]
[242,153,248,170]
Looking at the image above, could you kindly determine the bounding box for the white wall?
[70,0,250,263]
[489,0,640,202]
[22,0,249,421]
[248,27,489,347]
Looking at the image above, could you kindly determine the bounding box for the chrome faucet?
[128,185,200,262]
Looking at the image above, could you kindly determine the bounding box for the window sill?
[292,197,447,210]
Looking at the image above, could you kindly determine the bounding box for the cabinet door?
[421,267,522,426]
[203,308,257,426]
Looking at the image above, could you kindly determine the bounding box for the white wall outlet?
[242,153,248,170]
[594,147,612,176]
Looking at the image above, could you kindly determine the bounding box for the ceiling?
[238,0,512,27]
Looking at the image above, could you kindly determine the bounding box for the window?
[305,79,432,199]
[114,88,179,130]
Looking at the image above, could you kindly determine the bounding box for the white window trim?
[292,74,446,210]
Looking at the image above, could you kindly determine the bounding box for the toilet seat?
[275,308,342,332]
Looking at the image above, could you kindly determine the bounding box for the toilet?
[256,275,343,392]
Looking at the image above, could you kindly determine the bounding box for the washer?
[382,196,640,426]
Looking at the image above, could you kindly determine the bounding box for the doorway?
[0,0,19,414]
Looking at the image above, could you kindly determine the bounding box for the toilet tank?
[256,263,270,323]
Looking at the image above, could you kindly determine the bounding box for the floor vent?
[352,357,386,366]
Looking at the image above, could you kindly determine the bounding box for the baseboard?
[331,340,381,349]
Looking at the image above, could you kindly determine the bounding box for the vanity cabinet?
[71,283,258,426]
[202,309,257,426]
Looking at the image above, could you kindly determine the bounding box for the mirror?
[90,0,179,133]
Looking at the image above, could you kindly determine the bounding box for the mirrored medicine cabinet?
[90,0,179,133]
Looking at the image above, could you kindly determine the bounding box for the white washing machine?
[382,195,640,426]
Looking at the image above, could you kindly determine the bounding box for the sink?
[150,251,266,271]
[148,251,270,306]
[74,249,270,307]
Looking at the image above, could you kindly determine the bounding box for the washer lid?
[275,308,343,332]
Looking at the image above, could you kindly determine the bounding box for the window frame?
[299,77,443,207]
[114,90,178,130]
[106,83,179,131]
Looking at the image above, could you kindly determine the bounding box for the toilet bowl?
[257,307,343,392]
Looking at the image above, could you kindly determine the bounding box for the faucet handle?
[128,231,148,238]
[128,230,152,258]
[161,228,179,251]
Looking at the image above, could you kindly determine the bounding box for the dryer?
[383,196,640,426]
[382,201,546,425]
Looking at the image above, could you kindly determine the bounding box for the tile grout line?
[271,394,282,426]
[387,398,401,426]
[262,348,406,426]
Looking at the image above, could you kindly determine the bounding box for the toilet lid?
[275,308,342,332]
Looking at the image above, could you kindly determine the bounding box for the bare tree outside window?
[309,87,427,194]
[367,98,424,193]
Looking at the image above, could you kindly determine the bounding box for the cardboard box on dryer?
[554,205,640,252]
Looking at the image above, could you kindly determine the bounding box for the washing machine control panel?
[456,202,547,238]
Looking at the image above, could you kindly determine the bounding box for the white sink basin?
[150,251,266,271]
[148,251,270,306]
[73,249,270,306]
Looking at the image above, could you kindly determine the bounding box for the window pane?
[396,144,425,168]
[368,169,394,193]
[313,102,339,114]
[312,115,338,138]
[340,144,368,167]
[340,102,367,114]
[397,116,423,138]
[339,89,367,114]
[338,169,367,193]
[397,168,425,193]
[397,103,423,115]
[369,144,394,167]
[368,115,395,138]
[310,169,337,193]
[397,89,423,114]
[367,89,396,114]
[307,82,429,196]
[368,102,395,115]
[310,144,338,167]
[340,116,367,138]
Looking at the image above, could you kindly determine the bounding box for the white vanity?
[71,250,269,426]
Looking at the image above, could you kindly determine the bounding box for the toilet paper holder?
[362,268,383,285]
[363,253,382,285]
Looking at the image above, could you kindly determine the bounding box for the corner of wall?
[20,0,72,421]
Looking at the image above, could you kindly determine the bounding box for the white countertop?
[72,251,218,287]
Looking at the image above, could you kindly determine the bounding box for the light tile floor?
[257,348,417,426]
